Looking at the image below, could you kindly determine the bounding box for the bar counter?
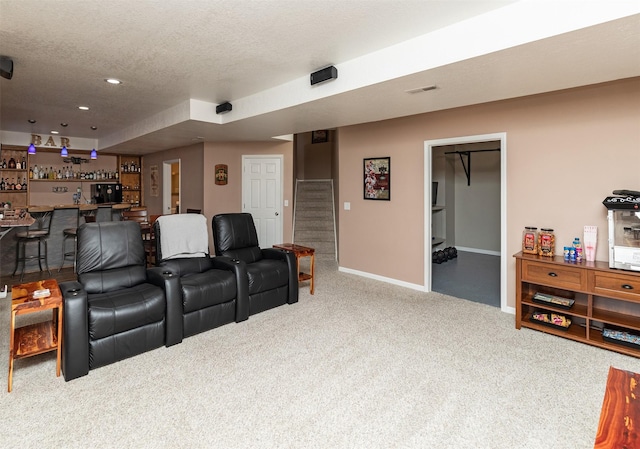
[0,203,136,278]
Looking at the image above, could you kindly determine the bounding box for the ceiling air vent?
[405,85,437,94]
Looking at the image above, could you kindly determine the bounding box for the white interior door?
[242,155,283,248]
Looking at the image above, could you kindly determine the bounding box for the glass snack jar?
[538,228,555,257]
[522,226,538,254]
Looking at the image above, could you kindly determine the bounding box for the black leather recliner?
[212,213,298,316]
[60,221,172,381]
[153,214,248,345]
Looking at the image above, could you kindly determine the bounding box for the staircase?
[293,180,336,261]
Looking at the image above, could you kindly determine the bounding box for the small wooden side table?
[8,279,63,392]
[273,243,315,295]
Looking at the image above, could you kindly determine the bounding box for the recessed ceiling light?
[60,123,68,127]
[27,119,36,124]
[78,106,89,111]
[51,130,59,134]
[104,78,122,85]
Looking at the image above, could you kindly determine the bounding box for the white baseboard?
[339,264,515,315]
[338,266,426,292]
[503,306,515,315]
[454,246,501,257]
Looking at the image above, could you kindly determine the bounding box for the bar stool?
[12,206,54,281]
[59,204,98,272]
[111,203,131,221]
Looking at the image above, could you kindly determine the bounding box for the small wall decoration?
[364,157,390,200]
[311,130,328,144]
[215,164,228,185]
[150,164,159,197]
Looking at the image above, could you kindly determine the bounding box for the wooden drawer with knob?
[590,270,640,303]
[521,260,587,291]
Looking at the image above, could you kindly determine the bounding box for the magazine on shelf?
[532,292,575,309]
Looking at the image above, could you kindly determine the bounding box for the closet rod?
[443,148,500,186]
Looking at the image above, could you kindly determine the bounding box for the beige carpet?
[0,261,637,449]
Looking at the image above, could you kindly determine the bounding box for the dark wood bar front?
[0,204,132,279]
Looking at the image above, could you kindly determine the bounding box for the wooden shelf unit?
[2,144,130,206]
[118,155,143,207]
[0,146,29,207]
[431,205,446,248]
[514,251,640,358]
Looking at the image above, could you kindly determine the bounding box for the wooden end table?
[8,279,63,392]
[273,243,315,295]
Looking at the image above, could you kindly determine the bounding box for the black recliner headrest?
[212,213,259,254]
[77,221,146,273]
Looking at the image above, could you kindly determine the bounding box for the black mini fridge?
[91,183,122,203]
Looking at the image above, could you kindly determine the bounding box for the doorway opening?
[163,159,180,215]
[424,133,508,312]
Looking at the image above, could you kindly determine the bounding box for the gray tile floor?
[431,250,501,307]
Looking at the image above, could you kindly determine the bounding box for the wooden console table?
[514,252,640,358]
[8,279,63,392]
[273,243,315,295]
[594,366,640,448]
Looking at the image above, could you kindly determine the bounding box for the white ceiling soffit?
[0,0,638,154]
[98,1,639,153]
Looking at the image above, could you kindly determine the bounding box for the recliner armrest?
[147,267,183,346]
[262,247,287,261]
[59,281,89,381]
[262,248,298,304]
[212,256,249,322]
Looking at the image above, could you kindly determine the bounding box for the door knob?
[275,212,279,216]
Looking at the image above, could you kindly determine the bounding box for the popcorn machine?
[603,189,640,271]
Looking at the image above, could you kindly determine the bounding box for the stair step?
[294,181,335,262]
[295,202,332,211]
[295,222,333,232]
[297,181,331,189]
[295,215,333,221]
[295,230,335,241]
[298,190,332,198]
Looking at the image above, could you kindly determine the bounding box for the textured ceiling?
[0,0,639,154]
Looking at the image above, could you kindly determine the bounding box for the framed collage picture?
[363,157,390,200]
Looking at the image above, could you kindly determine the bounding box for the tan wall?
[303,142,333,179]
[296,131,335,180]
[338,77,640,308]
[333,131,341,258]
[202,140,295,248]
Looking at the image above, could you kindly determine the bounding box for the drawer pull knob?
[548,272,558,277]
[622,284,634,290]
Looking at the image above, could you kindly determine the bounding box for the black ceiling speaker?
[310,66,337,85]
[216,102,232,114]
[0,57,13,80]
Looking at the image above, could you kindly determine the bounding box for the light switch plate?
[344,202,351,210]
